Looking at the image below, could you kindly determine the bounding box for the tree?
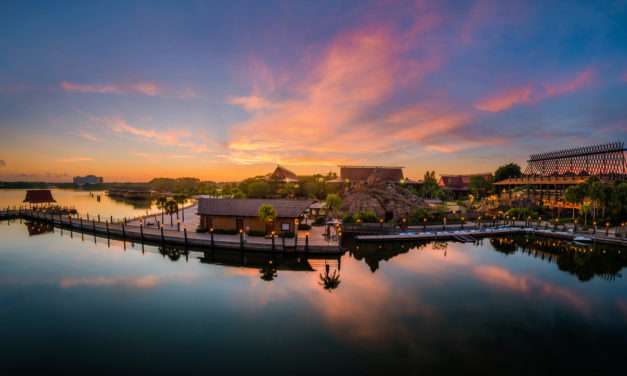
[564,185,584,219]
[325,193,342,219]
[155,196,168,224]
[173,194,187,222]
[258,204,277,233]
[421,171,440,198]
[494,163,522,182]
[246,181,271,198]
[165,199,178,225]
[469,175,493,199]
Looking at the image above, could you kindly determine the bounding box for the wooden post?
[271,231,275,251]
[210,228,215,248]
[305,232,309,252]
[110,215,113,223]
[97,214,100,222]
[294,232,298,250]
[282,234,285,251]
[92,219,96,233]
[122,223,126,239]
[160,226,165,244]
[106,221,110,238]
[184,228,188,248]
[80,217,84,232]
[240,229,244,250]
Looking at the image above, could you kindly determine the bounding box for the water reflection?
[490,236,627,282]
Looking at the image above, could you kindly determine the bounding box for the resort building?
[494,141,626,208]
[23,189,56,206]
[338,165,404,184]
[73,175,103,186]
[197,197,314,234]
[267,165,299,183]
[438,173,493,196]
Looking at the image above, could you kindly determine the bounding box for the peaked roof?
[270,165,298,181]
[198,198,314,218]
[23,189,56,204]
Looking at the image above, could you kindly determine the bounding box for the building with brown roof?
[268,165,299,183]
[438,174,493,194]
[338,165,404,184]
[197,197,314,234]
[23,189,56,205]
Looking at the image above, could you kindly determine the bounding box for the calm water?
[1,219,627,375]
[0,189,173,221]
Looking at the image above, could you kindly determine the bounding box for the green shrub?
[356,210,378,223]
[247,230,266,237]
[342,214,355,223]
[196,225,208,233]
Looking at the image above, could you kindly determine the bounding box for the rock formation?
[340,182,425,220]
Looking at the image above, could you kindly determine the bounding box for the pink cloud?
[475,85,534,112]
[96,116,211,153]
[61,81,162,96]
[225,13,475,165]
[476,68,595,112]
[474,265,590,314]
[544,68,595,97]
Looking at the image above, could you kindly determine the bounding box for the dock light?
[379,218,384,223]
[305,232,310,237]
[210,227,214,232]
[239,228,243,233]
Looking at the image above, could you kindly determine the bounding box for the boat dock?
[3,209,344,255]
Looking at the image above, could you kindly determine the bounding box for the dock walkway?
[5,209,343,255]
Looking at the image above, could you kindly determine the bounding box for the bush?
[247,230,266,237]
[213,228,239,235]
[297,223,312,230]
[342,214,355,223]
[312,217,326,226]
[280,231,295,238]
[196,225,208,233]
[356,210,378,223]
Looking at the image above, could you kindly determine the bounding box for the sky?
[1,0,626,182]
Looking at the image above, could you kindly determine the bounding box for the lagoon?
[1,213,627,374]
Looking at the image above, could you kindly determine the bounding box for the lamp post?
[605,222,610,236]
[478,216,482,230]
[573,219,578,233]
[461,216,465,230]
[593,221,597,234]
[423,217,427,232]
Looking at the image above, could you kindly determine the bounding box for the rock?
[340,182,426,220]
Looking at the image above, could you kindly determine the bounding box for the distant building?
[73,175,103,186]
[338,165,404,184]
[23,189,56,206]
[438,173,493,196]
[197,197,313,234]
[268,165,299,183]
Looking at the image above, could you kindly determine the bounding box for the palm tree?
[156,196,168,224]
[325,193,342,219]
[319,265,341,291]
[258,204,277,234]
[564,185,583,219]
[173,194,187,222]
[165,199,178,226]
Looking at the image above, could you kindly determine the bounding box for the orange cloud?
[56,156,93,163]
[228,95,276,111]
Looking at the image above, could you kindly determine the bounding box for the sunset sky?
[1,0,626,182]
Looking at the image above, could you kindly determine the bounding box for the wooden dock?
[3,209,344,255]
